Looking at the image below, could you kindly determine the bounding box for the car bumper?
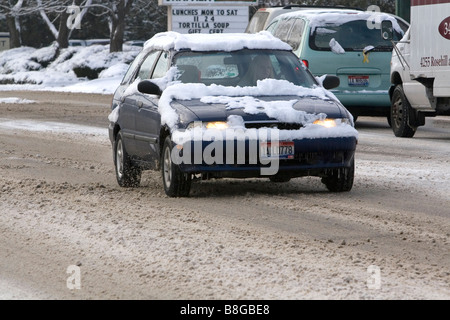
[332,90,391,107]
[176,137,357,178]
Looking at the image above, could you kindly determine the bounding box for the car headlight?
[206,121,229,130]
[187,121,229,130]
[313,118,351,128]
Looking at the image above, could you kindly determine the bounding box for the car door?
[114,50,147,156]
[120,50,161,157]
[134,51,170,161]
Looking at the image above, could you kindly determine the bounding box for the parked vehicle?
[108,32,358,197]
[245,5,363,34]
[386,1,450,138]
[68,39,87,47]
[124,40,145,47]
[245,6,304,34]
[265,8,409,122]
[85,39,110,46]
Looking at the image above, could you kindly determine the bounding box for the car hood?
[172,95,350,125]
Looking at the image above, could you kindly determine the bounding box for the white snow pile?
[0,97,36,104]
[329,38,345,54]
[0,42,141,94]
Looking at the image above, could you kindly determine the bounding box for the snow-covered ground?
[0,42,141,94]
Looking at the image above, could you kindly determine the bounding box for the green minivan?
[265,8,409,122]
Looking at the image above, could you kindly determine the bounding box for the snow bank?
[0,43,141,94]
[0,97,36,104]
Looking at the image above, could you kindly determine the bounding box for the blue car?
[108,32,358,197]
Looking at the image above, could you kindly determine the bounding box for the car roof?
[142,31,292,53]
[246,5,364,33]
[269,8,407,31]
[272,8,398,21]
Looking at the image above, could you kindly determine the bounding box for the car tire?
[321,158,354,192]
[114,131,141,187]
[161,136,191,197]
[391,85,416,138]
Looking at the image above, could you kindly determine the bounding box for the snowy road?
[0,91,449,300]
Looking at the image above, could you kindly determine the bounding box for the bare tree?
[0,0,25,48]
[93,0,154,53]
[107,0,133,52]
[35,0,92,49]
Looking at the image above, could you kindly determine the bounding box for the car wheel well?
[113,124,121,141]
[391,72,403,86]
[159,126,171,153]
[389,72,403,100]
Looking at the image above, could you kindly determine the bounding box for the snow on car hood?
[176,95,346,124]
[158,78,337,129]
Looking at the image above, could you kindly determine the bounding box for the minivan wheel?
[391,85,416,138]
[162,136,191,197]
[321,158,355,192]
[114,131,141,187]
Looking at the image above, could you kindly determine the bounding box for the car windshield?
[310,19,406,52]
[172,49,317,88]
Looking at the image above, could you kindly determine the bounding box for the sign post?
[0,32,10,51]
[159,0,258,34]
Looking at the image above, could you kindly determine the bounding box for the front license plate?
[260,141,295,159]
[348,75,369,87]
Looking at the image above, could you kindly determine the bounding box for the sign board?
[170,6,248,33]
[0,32,10,51]
[159,0,257,5]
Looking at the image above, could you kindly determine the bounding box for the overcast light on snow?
[0,43,139,94]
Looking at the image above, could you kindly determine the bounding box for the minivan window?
[245,12,269,33]
[310,19,406,52]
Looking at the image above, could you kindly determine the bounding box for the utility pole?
[396,0,411,23]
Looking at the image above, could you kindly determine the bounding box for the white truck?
[386,0,450,137]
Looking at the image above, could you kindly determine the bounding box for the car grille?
[244,121,302,130]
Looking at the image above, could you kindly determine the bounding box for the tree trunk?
[57,11,70,49]
[110,19,125,52]
[109,0,134,53]
[6,15,21,48]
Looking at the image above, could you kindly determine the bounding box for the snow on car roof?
[275,9,405,34]
[143,31,293,52]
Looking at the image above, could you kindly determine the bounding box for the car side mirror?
[137,80,162,96]
[381,20,393,41]
[322,75,340,90]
